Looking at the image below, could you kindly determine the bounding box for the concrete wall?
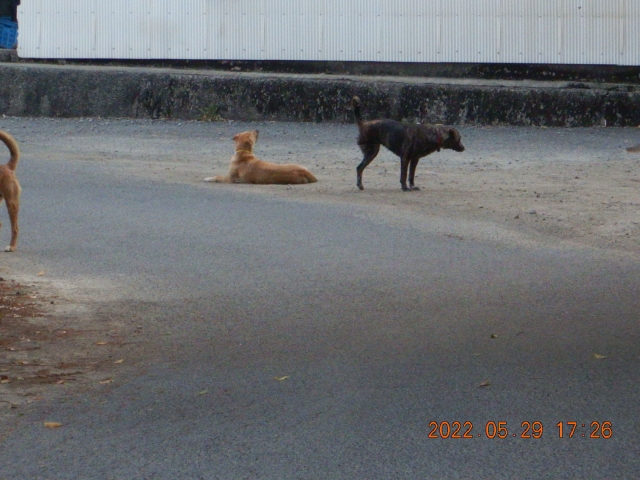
[1,63,639,127]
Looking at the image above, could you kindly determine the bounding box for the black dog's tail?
[351,96,363,126]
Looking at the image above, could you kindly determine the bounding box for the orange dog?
[204,130,317,185]
[0,131,21,252]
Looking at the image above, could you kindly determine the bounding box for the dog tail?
[351,96,363,126]
[305,171,318,183]
[627,144,640,153]
[204,175,230,183]
[0,131,20,172]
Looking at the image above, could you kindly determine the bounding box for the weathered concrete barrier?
[1,62,638,127]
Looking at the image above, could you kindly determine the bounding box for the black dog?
[352,96,465,191]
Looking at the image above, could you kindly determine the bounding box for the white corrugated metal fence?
[16,0,640,65]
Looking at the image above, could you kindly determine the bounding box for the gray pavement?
[0,145,639,478]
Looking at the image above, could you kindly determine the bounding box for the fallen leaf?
[55,380,65,385]
[479,380,491,387]
[44,422,63,428]
[594,353,607,360]
[99,378,113,384]
[37,271,45,276]
[113,359,124,364]
[95,341,107,346]
[274,376,289,381]
[490,334,498,339]
[198,390,208,395]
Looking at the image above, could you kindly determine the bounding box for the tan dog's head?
[232,130,259,153]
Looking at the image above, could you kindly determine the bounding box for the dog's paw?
[4,245,15,252]
[205,176,229,183]
[410,186,421,191]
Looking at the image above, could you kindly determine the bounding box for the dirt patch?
[0,276,132,425]
[5,117,640,254]
[175,123,640,257]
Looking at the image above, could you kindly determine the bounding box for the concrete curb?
[1,63,638,127]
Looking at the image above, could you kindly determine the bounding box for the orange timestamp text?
[428,421,612,439]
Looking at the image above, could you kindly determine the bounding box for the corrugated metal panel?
[16,0,640,65]
[622,0,640,65]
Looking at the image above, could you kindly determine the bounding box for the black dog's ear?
[449,128,460,142]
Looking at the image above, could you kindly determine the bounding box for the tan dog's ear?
[233,133,239,141]
[254,130,259,141]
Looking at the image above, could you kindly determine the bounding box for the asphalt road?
[1,136,640,479]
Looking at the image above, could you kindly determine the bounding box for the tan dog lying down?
[204,130,317,185]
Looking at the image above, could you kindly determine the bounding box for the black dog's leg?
[400,155,411,191]
[356,144,380,190]
[408,157,421,190]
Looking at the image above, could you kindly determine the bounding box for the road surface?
[0,118,639,479]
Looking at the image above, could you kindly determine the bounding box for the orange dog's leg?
[5,197,18,252]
